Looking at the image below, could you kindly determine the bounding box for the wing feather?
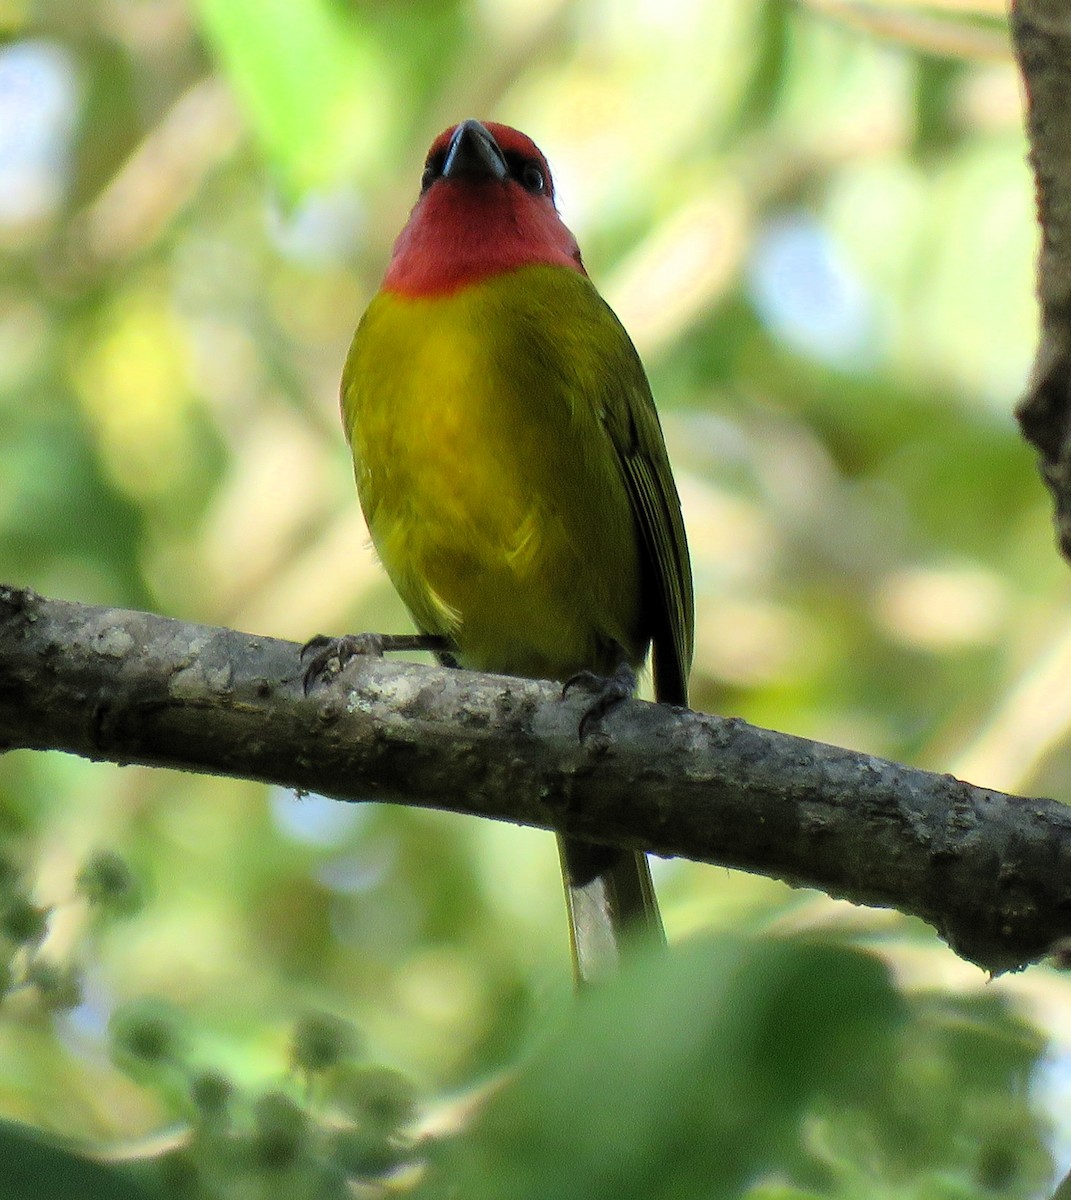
[596,342,694,707]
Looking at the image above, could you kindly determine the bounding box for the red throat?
[382,123,586,298]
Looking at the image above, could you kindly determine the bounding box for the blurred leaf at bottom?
[413,934,1051,1200]
[0,1119,152,1200]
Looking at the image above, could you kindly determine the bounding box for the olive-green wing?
[597,318,694,707]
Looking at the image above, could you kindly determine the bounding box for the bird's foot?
[301,632,452,693]
[562,661,637,740]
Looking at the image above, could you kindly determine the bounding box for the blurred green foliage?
[1,0,1068,1195]
[417,937,1051,1200]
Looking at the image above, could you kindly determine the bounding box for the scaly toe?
[300,633,385,693]
[562,661,637,740]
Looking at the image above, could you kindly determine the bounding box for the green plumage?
[342,264,693,706]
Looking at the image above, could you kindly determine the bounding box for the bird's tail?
[557,835,665,985]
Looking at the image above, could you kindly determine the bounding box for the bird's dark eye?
[521,162,545,193]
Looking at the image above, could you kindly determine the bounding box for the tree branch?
[1013,1,1071,558]
[2,584,1070,975]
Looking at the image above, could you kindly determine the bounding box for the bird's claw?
[301,633,385,694]
[562,662,636,740]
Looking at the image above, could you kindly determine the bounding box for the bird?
[335,119,693,984]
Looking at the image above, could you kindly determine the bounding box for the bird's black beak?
[442,119,508,183]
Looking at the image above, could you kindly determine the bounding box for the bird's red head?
[382,120,586,298]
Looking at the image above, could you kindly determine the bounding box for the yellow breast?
[341,266,645,681]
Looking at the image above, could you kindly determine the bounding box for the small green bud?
[327,1065,419,1133]
[251,1091,308,1170]
[977,1142,1020,1193]
[28,959,83,1011]
[292,1010,362,1074]
[110,998,187,1071]
[1,896,49,944]
[77,850,143,916]
[190,1069,233,1120]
